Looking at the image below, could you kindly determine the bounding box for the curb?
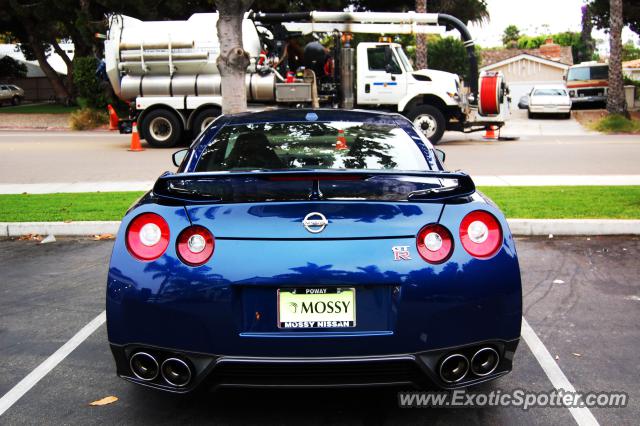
[507,219,640,236]
[1,221,120,237]
[1,219,639,238]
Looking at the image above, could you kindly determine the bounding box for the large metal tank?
[119,73,276,102]
[105,13,262,100]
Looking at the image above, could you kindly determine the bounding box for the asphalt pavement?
[0,112,639,186]
[0,236,637,425]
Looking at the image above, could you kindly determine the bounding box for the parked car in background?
[527,85,572,119]
[565,62,608,108]
[517,94,529,110]
[0,84,24,106]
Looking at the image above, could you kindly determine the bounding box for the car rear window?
[533,89,567,96]
[194,121,430,172]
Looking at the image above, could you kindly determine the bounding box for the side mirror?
[172,148,189,168]
[435,149,446,163]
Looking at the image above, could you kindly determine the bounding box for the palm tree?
[606,0,626,115]
[415,0,428,69]
[215,0,254,114]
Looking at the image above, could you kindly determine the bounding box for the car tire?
[140,109,183,148]
[564,112,571,119]
[11,96,21,106]
[406,104,446,145]
[527,109,533,119]
[192,107,221,136]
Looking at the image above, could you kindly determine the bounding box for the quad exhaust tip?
[161,357,192,387]
[439,353,469,383]
[471,347,500,377]
[129,352,159,381]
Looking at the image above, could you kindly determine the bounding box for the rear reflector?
[177,226,214,266]
[126,213,170,261]
[416,224,453,264]
[460,211,502,258]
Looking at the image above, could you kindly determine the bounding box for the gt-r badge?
[303,212,328,233]
[392,246,412,261]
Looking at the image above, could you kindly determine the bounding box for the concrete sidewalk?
[1,175,639,194]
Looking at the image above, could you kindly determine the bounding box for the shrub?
[69,108,108,130]
[73,56,110,110]
[591,114,640,134]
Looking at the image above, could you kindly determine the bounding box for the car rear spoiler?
[152,170,476,204]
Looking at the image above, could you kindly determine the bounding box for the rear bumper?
[529,105,571,114]
[110,338,520,393]
[570,96,606,104]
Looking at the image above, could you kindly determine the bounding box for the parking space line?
[521,317,599,426]
[0,311,106,417]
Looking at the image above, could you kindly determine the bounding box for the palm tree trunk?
[214,0,253,114]
[415,0,428,69]
[606,0,626,115]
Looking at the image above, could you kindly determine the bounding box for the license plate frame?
[277,287,356,329]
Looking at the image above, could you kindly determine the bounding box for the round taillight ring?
[177,226,214,266]
[126,213,170,261]
[416,224,453,264]
[460,210,502,259]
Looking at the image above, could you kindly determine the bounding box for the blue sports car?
[106,109,522,392]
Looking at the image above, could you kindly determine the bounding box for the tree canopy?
[502,25,521,48]
[588,0,640,35]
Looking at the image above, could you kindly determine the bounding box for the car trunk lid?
[153,170,475,239]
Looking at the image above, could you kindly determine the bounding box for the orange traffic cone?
[483,125,498,140]
[107,104,119,131]
[128,122,144,152]
[335,129,348,150]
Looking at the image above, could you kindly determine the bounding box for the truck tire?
[406,105,446,144]
[192,107,221,136]
[141,109,183,148]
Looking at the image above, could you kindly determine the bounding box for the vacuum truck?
[104,11,510,147]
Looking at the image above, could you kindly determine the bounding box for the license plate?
[277,287,356,329]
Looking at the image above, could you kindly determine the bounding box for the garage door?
[507,81,565,107]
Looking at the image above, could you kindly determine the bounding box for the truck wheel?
[141,109,182,148]
[406,105,446,144]
[11,96,21,106]
[192,107,221,136]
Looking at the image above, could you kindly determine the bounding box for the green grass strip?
[0,192,144,222]
[0,103,80,114]
[479,186,640,219]
[0,186,638,222]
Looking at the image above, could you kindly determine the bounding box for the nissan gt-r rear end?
[106,109,522,393]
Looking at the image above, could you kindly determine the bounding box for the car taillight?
[177,226,214,266]
[126,213,170,261]
[416,224,453,264]
[460,211,502,258]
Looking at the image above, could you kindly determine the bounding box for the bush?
[427,36,470,80]
[69,108,108,130]
[73,56,110,110]
[591,114,640,134]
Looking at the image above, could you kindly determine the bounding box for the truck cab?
[356,42,466,142]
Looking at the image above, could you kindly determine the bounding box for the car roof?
[218,108,406,126]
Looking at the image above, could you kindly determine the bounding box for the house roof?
[480,53,570,72]
[481,45,574,68]
[0,54,46,78]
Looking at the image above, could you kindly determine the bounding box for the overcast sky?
[464,0,639,54]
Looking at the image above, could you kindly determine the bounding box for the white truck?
[104,11,509,147]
